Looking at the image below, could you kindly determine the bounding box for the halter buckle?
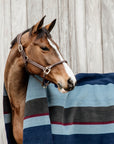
[42,85,47,88]
[44,67,51,75]
[18,44,23,52]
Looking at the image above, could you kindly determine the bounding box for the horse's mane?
[10,28,31,49]
[10,27,51,49]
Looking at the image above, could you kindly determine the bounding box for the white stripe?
[48,39,76,85]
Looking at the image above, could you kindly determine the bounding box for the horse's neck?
[4,45,28,107]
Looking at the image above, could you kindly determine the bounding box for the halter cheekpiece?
[17,33,67,87]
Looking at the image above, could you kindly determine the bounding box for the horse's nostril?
[67,78,74,90]
[68,78,73,85]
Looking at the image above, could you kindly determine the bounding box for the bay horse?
[4,16,76,144]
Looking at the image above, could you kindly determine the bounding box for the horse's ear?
[45,19,56,32]
[31,15,46,34]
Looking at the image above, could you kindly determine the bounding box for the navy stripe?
[52,133,114,144]
[76,73,114,86]
[23,125,53,144]
[5,123,16,144]
[23,124,114,144]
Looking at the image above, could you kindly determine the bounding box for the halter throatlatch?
[17,33,67,87]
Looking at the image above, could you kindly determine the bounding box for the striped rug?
[3,73,114,144]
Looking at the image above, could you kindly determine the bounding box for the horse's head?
[21,16,76,93]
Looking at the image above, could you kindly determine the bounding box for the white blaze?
[48,39,76,85]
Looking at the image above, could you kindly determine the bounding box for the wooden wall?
[0,0,114,143]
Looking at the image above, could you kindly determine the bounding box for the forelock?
[36,27,51,39]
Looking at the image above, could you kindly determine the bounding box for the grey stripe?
[24,98,49,117]
[24,98,114,123]
[49,106,114,123]
[3,96,11,113]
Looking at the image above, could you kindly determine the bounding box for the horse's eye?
[41,47,49,51]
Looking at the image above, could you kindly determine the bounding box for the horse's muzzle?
[57,78,76,93]
[66,78,75,91]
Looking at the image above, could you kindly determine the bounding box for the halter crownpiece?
[17,33,67,87]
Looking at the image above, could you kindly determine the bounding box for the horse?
[4,16,76,144]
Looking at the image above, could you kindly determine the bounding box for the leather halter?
[17,33,67,87]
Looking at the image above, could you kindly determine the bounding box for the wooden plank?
[0,0,4,98]
[0,0,10,143]
[2,0,12,143]
[58,0,70,64]
[86,0,103,73]
[102,0,114,73]
[42,0,59,45]
[75,0,87,73]
[3,0,11,64]
[0,0,5,143]
[68,0,77,73]
[27,0,43,28]
[11,0,27,38]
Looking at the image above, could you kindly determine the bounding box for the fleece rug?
[3,73,114,144]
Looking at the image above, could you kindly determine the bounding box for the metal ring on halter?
[18,44,23,52]
[43,67,51,75]
[24,56,28,60]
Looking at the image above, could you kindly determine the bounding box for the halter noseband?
[17,33,67,87]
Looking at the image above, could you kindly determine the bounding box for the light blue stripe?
[51,124,114,135]
[3,85,8,96]
[26,75,47,101]
[4,114,11,124]
[23,116,50,129]
[26,76,114,107]
[47,83,114,108]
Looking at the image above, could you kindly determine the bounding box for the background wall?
[0,0,114,143]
